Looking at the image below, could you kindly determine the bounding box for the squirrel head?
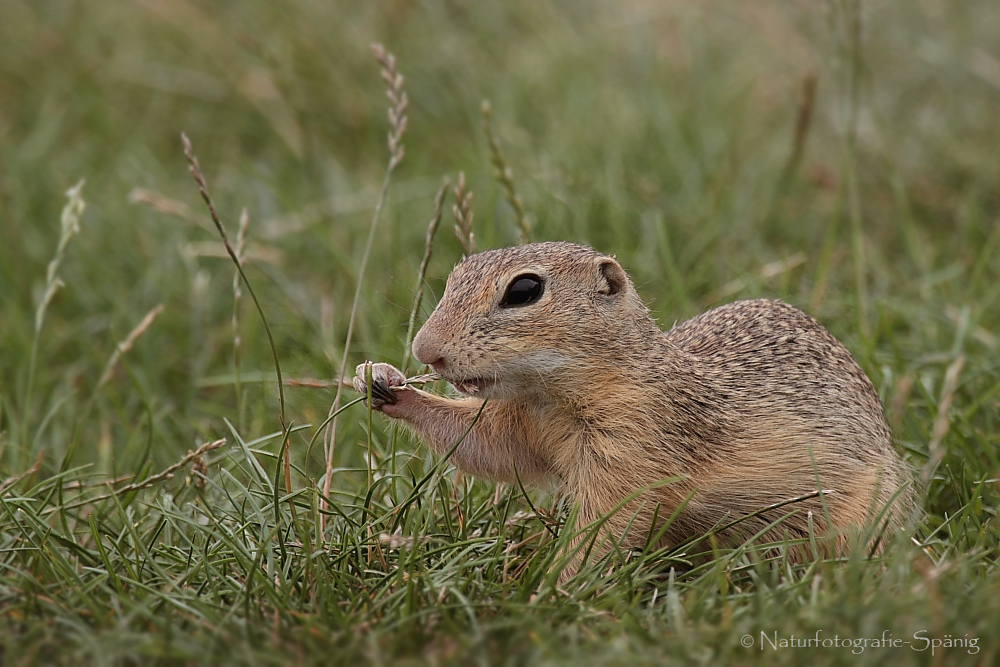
[412,242,653,399]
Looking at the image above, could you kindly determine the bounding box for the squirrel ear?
[596,257,627,296]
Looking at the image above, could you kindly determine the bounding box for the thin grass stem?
[321,44,408,529]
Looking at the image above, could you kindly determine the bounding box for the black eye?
[500,274,544,308]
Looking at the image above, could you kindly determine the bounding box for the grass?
[1,0,999,664]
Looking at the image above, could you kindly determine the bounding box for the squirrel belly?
[354,242,914,571]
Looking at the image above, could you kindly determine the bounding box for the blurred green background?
[2,0,997,477]
[1,0,999,662]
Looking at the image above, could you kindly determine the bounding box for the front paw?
[353,362,406,409]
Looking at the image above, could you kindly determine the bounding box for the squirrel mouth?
[452,377,494,395]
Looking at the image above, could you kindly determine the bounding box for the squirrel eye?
[500,274,544,308]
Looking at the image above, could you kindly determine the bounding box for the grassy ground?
[1,0,999,664]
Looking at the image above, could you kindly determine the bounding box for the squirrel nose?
[411,330,444,370]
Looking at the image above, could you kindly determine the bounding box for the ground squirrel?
[353,242,913,573]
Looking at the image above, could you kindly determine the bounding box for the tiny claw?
[369,379,397,405]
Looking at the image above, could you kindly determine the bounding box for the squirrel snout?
[411,331,445,370]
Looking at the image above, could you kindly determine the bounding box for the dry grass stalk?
[321,44,409,528]
[97,304,166,389]
[710,252,807,301]
[452,172,475,256]
[233,208,249,412]
[373,43,408,173]
[944,305,996,349]
[402,179,449,375]
[128,187,193,220]
[287,378,339,388]
[182,134,293,515]
[379,530,418,549]
[53,438,227,513]
[60,473,131,492]
[24,180,86,450]
[0,450,44,495]
[399,373,439,386]
[182,134,286,428]
[922,354,966,484]
[190,452,208,490]
[37,180,86,334]
[482,100,530,244]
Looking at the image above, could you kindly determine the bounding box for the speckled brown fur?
[354,242,913,576]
